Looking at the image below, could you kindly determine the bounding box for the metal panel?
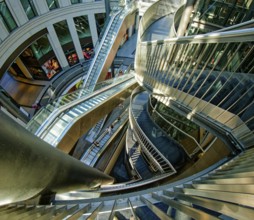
[140,196,173,220]
[157,194,219,220]
[164,192,254,220]
[182,187,254,208]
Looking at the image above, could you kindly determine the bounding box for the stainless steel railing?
[147,95,204,158]
[135,19,254,149]
[129,87,177,174]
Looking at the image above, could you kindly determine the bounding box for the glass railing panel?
[27,108,51,132]
[193,0,251,29]
[50,119,69,137]
[61,113,73,123]
[43,131,58,146]
[27,120,41,133]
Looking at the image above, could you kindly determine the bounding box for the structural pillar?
[58,0,71,7]
[88,12,99,48]
[0,22,9,42]
[0,111,114,206]
[67,17,85,63]
[177,0,197,36]
[33,0,49,15]
[6,0,28,26]
[47,25,69,70]
[16,57,33,79]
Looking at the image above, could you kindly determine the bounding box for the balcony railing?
[135,20,254,149]
[129,87,177,174]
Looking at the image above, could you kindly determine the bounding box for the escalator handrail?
[34,74,134,137]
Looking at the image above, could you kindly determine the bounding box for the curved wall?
[0,2,105,77]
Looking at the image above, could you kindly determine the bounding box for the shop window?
[0,1,17,32]
[42,58,61,79]
[20,0,37,20]
[82,46,94,60]
[66,51,79,66]
[46,0,59,10]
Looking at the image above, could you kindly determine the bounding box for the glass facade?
[46,0,59,10]
[54,20,79,66]
[73,15,93,60]
[0,1,17,32]
[20,0,37,20]
[188,0,254,35]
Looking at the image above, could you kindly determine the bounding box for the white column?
[0,22,9,41]
[16,58,33,79]
[59,0,71,7]
[6,0,28,26]
[67,17,84,63]
[87,12,98,47]
[33,0,49,15]
[47,25,69,69]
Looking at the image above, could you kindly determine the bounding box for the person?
[118,103,124,109]
[47,86,55,101]
[107,126,112,135]
[107,125,114,135]
[119,70,123,76]
[32,102,41,110]
[117,116,121,122]
[94,141,100,147]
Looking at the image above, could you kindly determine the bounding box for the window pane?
[20,0,37,20]
[74,15,94,60]
[71,0,81,4]
[54,20,79,66]
[46,0,59,10]
[0,1,17,32]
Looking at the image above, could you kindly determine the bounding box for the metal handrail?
[84,2,137,90]
[40,76,136,147]
[148,95,204,157]
[80,109,129,166]
[140,27,254,45]
[83,9,123,87]
[135,17,254,149]
[129,88,177,174]
[28,74,134,137]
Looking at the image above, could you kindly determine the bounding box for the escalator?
[27,74,137,153]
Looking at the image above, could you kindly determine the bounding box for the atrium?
[0,0,254,219]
